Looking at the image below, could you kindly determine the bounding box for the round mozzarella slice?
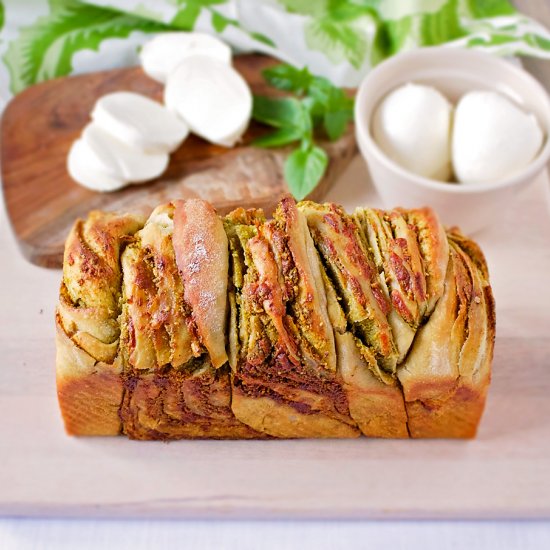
[164,55,252,147]
[82,122,169,182]
[91,92,189,153]
[67,139,126,192]
[140,32,232,84]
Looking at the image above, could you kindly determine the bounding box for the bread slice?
[56,211,145,435]
[300,202,411,437]
[336,331,409,438]
[119,201,262,439]
[299,202,397,381]
[397,231,495,438]
[226,198,359,438]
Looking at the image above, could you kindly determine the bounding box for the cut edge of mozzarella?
[140,32,232,84]
[67,139,126,192]
[212,119,251,148]
[164,55,252,148]
[91,91,189,154]
[82,122,169,183]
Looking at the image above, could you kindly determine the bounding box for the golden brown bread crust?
[275,197,337,373]
[402,207,449,315]
[56,198,495,439]
[138,204,195,368]
[300,201,397,382]
[316,242,409,438]
[337,332,408,438]
[227,198,359,438]
[173,199,229,369]
[56,316,124,436]
[118,201,261,439]
[56,211,145,436]
[63,212,145,313]
[397,233,495,438]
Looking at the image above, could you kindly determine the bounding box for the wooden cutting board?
[1,158,549,520]
[0,54,356,268]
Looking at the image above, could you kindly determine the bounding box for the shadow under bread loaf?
[56,196,495,439]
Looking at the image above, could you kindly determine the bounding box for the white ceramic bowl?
[355,47,550,234]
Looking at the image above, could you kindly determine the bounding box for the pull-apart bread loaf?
[56,196,495,439]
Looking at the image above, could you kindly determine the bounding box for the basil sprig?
[252,64,354,200]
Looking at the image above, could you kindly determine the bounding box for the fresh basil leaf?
[308,80,353,139]
[309,76,352,108]
[302,95,325,119]
[254,63,352,198]
[252,95,313,142]
[253,127,304,148]
[252,95,303,128]
[323,110,351,140]
[310,74,334,92]
[262,63,313,95]
[284,144,328,200]
[297,101,313,140]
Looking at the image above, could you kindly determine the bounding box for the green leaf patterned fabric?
[4,0,169,93]
[0,0,549,106]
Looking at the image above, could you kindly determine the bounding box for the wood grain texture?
[0,54,356,268]
[1,157,549,520]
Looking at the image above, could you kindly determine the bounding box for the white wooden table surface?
[1,156,550,547]
[1,153,550,520]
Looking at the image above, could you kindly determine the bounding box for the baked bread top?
[56,195,495,439]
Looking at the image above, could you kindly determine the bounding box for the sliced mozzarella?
[140,32,232,84]
[82,122,169,182]
[164,55,252,147]
[67,139,126,192]
[91,92,189,153]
